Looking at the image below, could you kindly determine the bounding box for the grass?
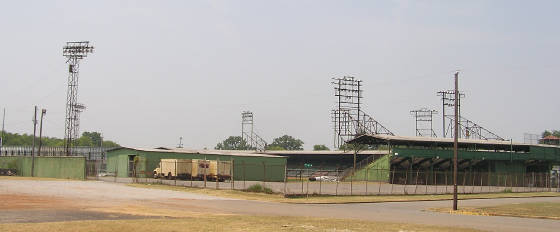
[434,202,560,220]
[0,214,481,232]
[245,184,274,194]
[127,183,560,204]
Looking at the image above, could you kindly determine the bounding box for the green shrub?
[245,184,274,194]
[502,188,513,193]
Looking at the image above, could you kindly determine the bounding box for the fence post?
[557,172,559,193]
[335,169,339,196]
[434,170,438,194]
[190,159,193,187]
[300,168,304,194]
[377,169,382,195]
[243,161,246,190]
[231,159,234,190]
[425,170,429,194]
[479,172,483,193]
[319,168,322,195]
[470,169,475,194]
[350,173,353,196]
[306,172,310,198]
[527,172,535,192]
[515,174,518,192]
[413,168,419,195]
[404,168,409,195]
[390,169,395,195]
[557,172,560,193]
[174,160,177,186]
[548,173,551,192]
[203,156,207,188]
[262,161,266,188]
[444,170,448,194]
[365,167,369,195]
[283,164,287,195]
[216,158,220,190]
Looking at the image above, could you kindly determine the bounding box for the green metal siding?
[392,147,560,162]
[0,156,86,179]
[351,154,391,182]
[106,148,287,181]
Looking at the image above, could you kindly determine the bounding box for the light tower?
[410,108,438,137]
[63,41,94,155]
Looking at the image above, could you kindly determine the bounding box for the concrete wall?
[0,156,86,180]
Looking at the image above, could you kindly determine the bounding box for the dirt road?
[1,179,559,232]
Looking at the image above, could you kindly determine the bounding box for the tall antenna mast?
[63,41,94,155]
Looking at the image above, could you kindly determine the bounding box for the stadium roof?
[109,147,284,158]
[348,134,534,152]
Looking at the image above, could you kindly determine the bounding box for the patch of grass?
[244,184,274,194]
[501,188,513,193]
[127,183,560,204]
[0,215,482,232]
[127,183,286,202]
[434,202,560,220]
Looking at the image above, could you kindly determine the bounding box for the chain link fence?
[86,158,560,195]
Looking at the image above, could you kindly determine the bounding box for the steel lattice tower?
[410,108,438,137]
[63,41,94,155]
[332,76,394,149]
[241,111,267,151]
[437,89,504,141]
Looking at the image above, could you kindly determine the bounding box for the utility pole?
[453,71,459,211]
[31,106,38,177]
[38,109,47,156]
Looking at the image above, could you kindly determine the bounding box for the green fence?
[0,156,86,180]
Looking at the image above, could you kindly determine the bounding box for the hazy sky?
[1,0,559,149]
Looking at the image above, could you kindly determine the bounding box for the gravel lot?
[2,178,560,232]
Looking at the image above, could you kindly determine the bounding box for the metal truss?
[241,111,267,151]
[332,76,394,149]
[410,108,438,137]
[63,41,93,155]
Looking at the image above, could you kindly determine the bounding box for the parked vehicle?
[153,159,193,179]
[153,159,231,181]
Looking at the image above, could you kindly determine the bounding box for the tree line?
[0,131,119,147]
[215,134,331,151]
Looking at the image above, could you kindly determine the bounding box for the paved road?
[1,179,560,232]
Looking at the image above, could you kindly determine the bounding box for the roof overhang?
[348,134,532,152]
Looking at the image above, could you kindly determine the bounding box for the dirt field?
[1,178,560,232]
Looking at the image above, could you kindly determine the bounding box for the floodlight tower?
[410,108,438,137]
[63,41,94,155]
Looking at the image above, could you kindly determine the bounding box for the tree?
[215,136,253,150]
[542,130,560,138]
[81,131,103,146]
[313,144,330,151]
[0,130,119,147]
[267,135,304,150]
[266,145,286,151]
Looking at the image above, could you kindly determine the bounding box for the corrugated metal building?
[106,147,287,181]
